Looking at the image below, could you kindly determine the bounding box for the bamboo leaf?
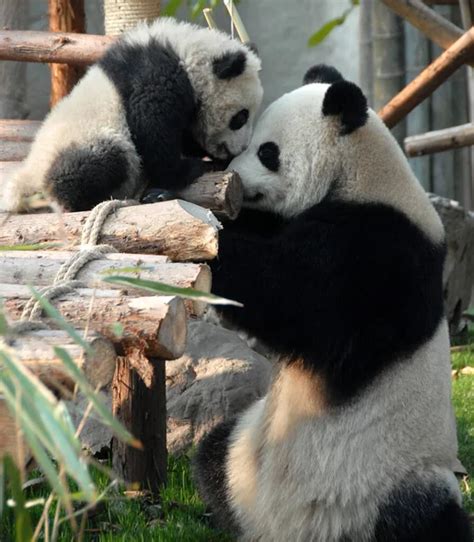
[162,0,183,16]
[0,242,62,251]
[3,455,33,542]
[54,347,139,448]
[0,306,9,336]
[102,275,243,307]
[28,287,91,353]
[99,265,154,276]
[307,8,352,47]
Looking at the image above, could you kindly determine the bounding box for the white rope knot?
[80,199,137,246]
[20,280,84,322]
[19,199,138,324]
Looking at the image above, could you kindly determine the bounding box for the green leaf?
[99,265,154,276]
[307,7,352,47]
[54,347,138,448]
[28,287,91,353]
[0,242,62,251]
[102,275,243,307]
[162,0,183,16]
[0,306,9,336]
[3,455,33,542]
[110,322,124,339]
[191,0,207,19]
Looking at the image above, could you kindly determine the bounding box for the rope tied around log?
[19,199,136,322]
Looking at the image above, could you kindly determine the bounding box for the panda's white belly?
[226,320,459,542]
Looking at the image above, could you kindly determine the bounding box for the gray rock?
[166,320,272,454]
[430,194,474,333]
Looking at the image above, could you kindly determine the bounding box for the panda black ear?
[213,50,247,79]
[322,80,368,135]
[303,64,344,85]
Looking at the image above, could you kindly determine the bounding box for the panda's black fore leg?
[141,188,175,204]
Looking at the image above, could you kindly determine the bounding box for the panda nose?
[217,143,233,159]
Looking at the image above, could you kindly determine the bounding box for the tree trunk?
[112,356,167,491]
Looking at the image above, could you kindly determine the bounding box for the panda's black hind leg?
[45,138,134,211]
[192,418,240,535]
[374,480,472,542]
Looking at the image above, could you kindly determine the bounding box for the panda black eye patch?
[257,142,280,172]
[229,109,249,131]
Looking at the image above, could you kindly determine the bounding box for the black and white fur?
[193,65,472,541]
[1,18,262,212]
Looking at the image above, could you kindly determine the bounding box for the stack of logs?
[0,119,243,491]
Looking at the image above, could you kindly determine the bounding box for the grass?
[1,333,473,540]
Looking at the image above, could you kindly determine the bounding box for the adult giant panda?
[193,65,472,541]
[1,18,262,212]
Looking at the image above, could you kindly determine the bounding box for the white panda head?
[229,64,443,241]
[229,64,369,217]
[190,44,263,161]
[149,18,263,161]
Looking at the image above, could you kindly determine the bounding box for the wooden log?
[0,140,31,161]
[379,27,474,128]
[0,251,211,316]
[380,0,474,66]
[49,0,86,106]
[0,158,241,220]
[0,30,113,66]
[1,285,187,360]
[178,171,243,220]
[112,356,167,491]
[0,119,40,141]
[7,328,116,392]
[405,122,474,156]
[0,200,220,261]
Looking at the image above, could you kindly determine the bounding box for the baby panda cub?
[193,65,472,542]
[1,18,262,212]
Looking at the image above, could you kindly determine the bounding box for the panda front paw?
[141,188,176,204]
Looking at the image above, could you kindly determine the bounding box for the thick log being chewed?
[0,153,242,220]
[1,284,187,360]
[178,171,243,220]
[6,328,116,392]
[0,200,220,261]
[0,251,211,315]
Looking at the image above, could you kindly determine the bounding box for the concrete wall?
[23,0,360,118]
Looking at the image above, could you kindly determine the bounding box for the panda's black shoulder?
[99,37,195,110]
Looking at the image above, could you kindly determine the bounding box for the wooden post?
[404,20,431,190]
[0,0,28,119]
[379,27,474,128]
[380,0,474,66]
[359,0,374,108]
[49,0,86,106]
[372,1,406,143]
[112,356,167,491]
[459,0,474,209]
